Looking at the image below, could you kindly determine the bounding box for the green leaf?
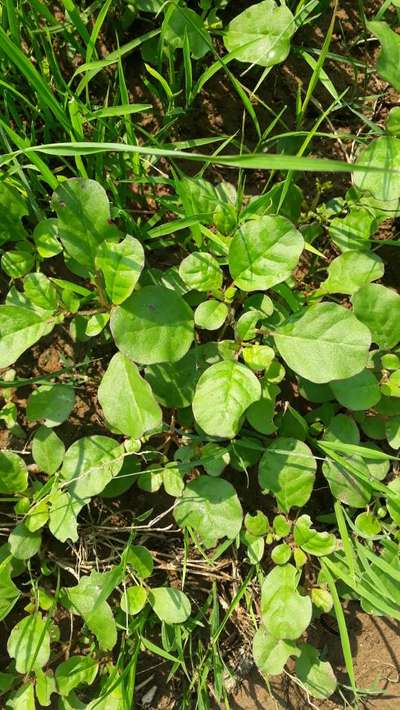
[33,219,62,259]
[163,6,209,59]
[0,451,28,494]
[228,215,303,292]
[9,523,42,560]
[61,436,124,505]
[0,305,56,368]
[95,235,144,304]
[126,545,154,578]
[48,490,80,543]
[324,414,360,444]
[120,586,148,615]
[295,644,337,699]
[271,543,292,565]
[63,571,118,650]
[243,344,275,372]
[2,248,34,278]
[179,252,223,292]
[85,312,109,337]
[330,370,381,411]
[145,343,218,408]
[194,300,228,330]
[354,512,381,539]
[98,352,161,438]
[274,302,371,384]
[329,207,376,253]
[200,443,230,477]
[35,669,56,706]
[32,426,65,475]
[7,683,35,709]
[258,438,316,513]
[174,476,243,547]
[245,511,269,537]
[0,562,20,622]
[27,384,75,427]
[110,285,194,364]
[52,178,119,267]
[353,136,400,203]
[0,183,27,246]
[386,416,400,449]
[261,564,312,640]
[224,0,295,67]
[149,587,191,624]
[294,515,336,556]
[320,251,384,295]
[193,360,261,438]
[7,613,50,673]
[352,283,400,350]
[367,21,400,91]
[322,458,372,508]
[23,273,58,311]
[55,656,98,696]
[253,626,297,676]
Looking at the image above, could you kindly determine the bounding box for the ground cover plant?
[1,0,400,708]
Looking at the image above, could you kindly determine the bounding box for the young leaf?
[192,360,261,438]
[294,515,336,556]
[224,0,295,67]
[23,273,58,311]
[0,305,56,368]
[149,587,191,624]
[55,656,98,696]
[120,586,148,616]
[174,476,243,547]
[7,613,50,673]
[52,178,119,268]
[27,384,75,427]
[110,285,194,364]
[0,451,28,494]
[61,436,124,504]
[260,564,312,640]
[98,352,162,438]
[95,235,144,305]
[352,283,400,350]
[258,438,316,513]
[194,300,228,330]
[253,626,297,676]
[274,302,371,384]
[179,252,223,292]
[228,215,303,292]
[295,644,337,699]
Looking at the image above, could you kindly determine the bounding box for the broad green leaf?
[295,644,337,699]
[85,312,109,337]
[387,479,400,525]
[245,511,269,537]
[52,178,119,267]
[192,360,261,438]
[353,136,400,202]
[224,0,295,67]
[0,305,56,368]
[61,436,124,505]
[149,587,191,624]
[8,683,35,709]
[63,571,118,650]
[48,490,80,543]
[330,370,381,411]
[386,416,400,449]
[261,564,312,640]
[352,283,400,350]
[27,384,75,427]
[95,235,144,304]
[7,613,50,673]
[55,656,98,696]
[258,438,316,513]
[324,414,360,444]
[126,545,154,578]
[174,476,243,547]
[294,515,336,556]
[274,302,371,384]
[32,426,65,475]
[9,523,42,560]
[23,273,58,311]
[194,300,228,330]
[242,531,265,563]
[322,458,372,508]
[162,463,185,495]
[0,562,20,622]
[253,626,297,676]
[319,251,384,295]
[35,670,57,707]
[145,343,218,408]
[0,183,27,245]
[329,207,376,253]
[33,219,62,259]
[200,443,230,477]
[25,500,48,533]
[1,249,34,278]
[243,344,275,372]
[179,252,223,292]
[120,586,148,615]
[0,451,28,494]
[354,512,382,539]
[246,390,278,435]
[98,353,161,438]
[163,6,209,59]
[386,106,400,136]
[367,21,400,91]
[228,215,303,292]
[110,285,194,364]
[271,543,292,565]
